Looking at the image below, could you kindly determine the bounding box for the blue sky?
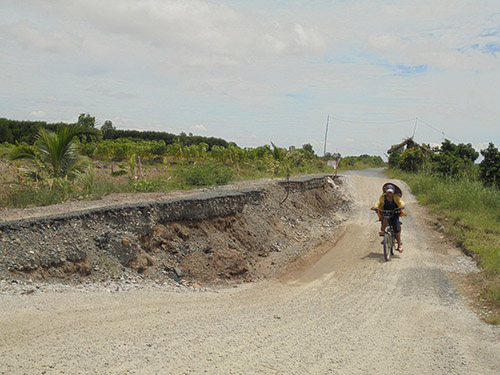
[1,0,499,157]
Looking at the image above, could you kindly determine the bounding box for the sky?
[1,0,499,158]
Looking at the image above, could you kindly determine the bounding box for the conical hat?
[382,182,402,197]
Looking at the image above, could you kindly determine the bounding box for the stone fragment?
[174,267,183,278]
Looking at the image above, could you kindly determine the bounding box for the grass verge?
[0,160,334,208]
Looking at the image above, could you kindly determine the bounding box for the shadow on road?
[361,252,401,263]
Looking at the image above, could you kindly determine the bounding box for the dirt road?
[1,170,499,374]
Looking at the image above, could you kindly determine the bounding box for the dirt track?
[1,169,499,374]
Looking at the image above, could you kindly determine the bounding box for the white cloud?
[366,32,495,71]
[190,124,208,133]
[30,110,46,118]
[3,21,80,53]
[85,85,137,100]
[22,0,327,62]
[475,142,492,152]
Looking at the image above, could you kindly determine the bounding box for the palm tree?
[10,124,96,180]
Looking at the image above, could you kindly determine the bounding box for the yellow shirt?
[372,193,407,217]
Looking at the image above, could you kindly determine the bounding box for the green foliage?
[9,125,95,180]
[340,154,385,170]
[488,285,500,304]
[210,145,228,163]
[1,113,333,210]
[388,149,402,168]
[399,147,425,172]
[102,128,228,149]
[1,115,230,152]
[1,179,74,207]
[390,168,500,318]
[249,145,273,160]
[175,162,235,188]
[131,178,166,192]
[128,154,136,179]
[0,117,61,144]
[92,138,167,160]
[0,142,14,157]
[77,113,96,128]
[389,169,500,273]
[302,143,314,154]
[0,123,13,143]
[430,139,478,177]
[101,120,115,132]
[479,143,500,188]
[111,170,127,177]
[271,142,285,163]
[323,152,341,161]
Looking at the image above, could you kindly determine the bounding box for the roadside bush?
[0,142,14,157]
[131,178,166,192]
[176,162,235,188]
[388,169,500,271]
[340,155,385,170]
[149,140,168,156]
[1,180,75,207]
[388,149,402,168]
[479,142,500,188]
[399,148,425,172]
[430,139,478,177]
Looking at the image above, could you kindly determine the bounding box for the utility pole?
[412,117,418,138]
[323,114,329,157]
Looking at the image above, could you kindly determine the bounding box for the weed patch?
[175,162,235,188]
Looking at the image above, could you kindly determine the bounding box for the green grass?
[0,158,335,209]
[0,143,13,156]
[388,170,500,273]
[174,162,235,188]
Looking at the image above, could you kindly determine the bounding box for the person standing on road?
[371,184,406,253]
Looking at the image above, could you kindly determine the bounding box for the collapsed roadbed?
[0,175,351,287]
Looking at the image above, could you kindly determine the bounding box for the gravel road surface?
[1,169,499,374]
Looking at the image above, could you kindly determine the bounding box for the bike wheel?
[383,232,391,261]
[389,229,395,255]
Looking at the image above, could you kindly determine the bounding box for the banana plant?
[271,142,290,177]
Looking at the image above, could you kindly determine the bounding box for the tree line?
[389,139,500,189]
[0,115,229,149]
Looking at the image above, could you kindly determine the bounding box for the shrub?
[131,179,166,192]
[388,149,402,168]
[9,125,95,180]
[479,143,500,188]
[399,148,425,172]
[176,162,234,187]
[430,139,478,177]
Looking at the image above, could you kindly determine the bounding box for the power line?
[329,115,465,144]
[330,117,416,125]
[417,118,465,143]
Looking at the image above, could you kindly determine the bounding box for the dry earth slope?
[1,169,499,374]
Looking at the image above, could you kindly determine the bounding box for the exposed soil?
[0,175,350,288]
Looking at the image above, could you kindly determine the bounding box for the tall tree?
[0,123,13,143]
[479,143,500,188]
